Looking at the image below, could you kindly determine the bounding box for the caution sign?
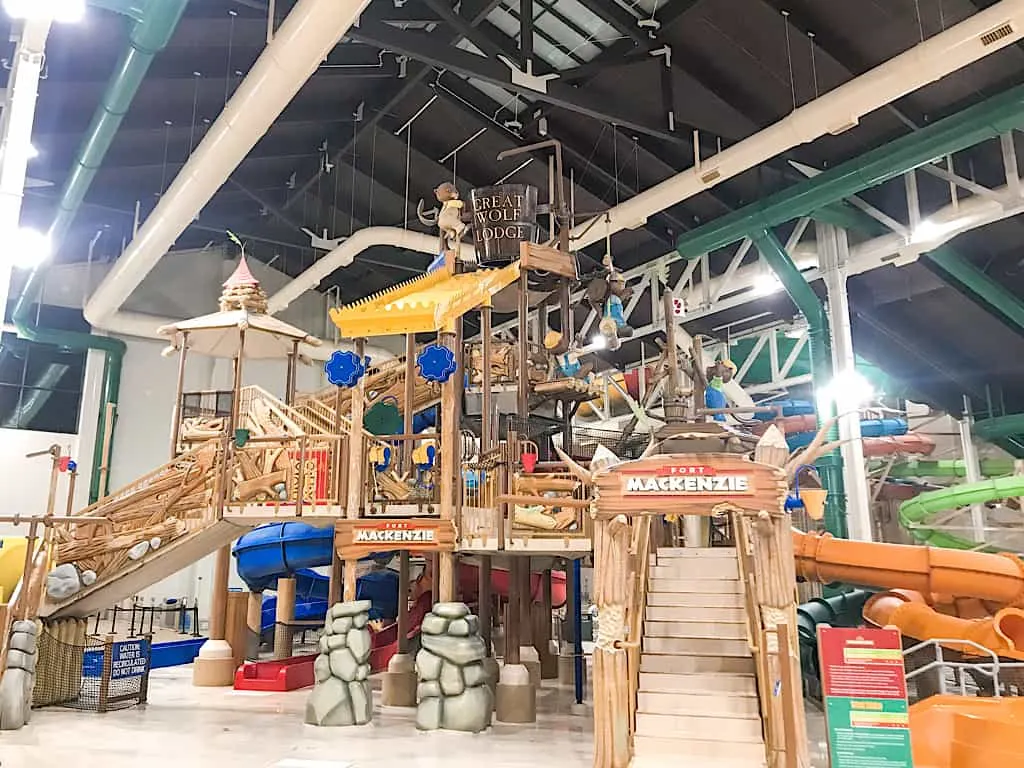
[819,627,913,768]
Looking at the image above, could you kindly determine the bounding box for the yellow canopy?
[329,262,521,338]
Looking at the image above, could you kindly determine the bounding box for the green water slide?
[898,475,1024,550]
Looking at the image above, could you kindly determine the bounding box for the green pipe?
[881,458,1016,480]
[898,475,1024,550]
[10,0,188,503]
[676,84,1024,258]
[927,246,1024,336]
[752,230,847,538]
[972,413,1024,443]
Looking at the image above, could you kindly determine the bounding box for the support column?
[438,330,458,602]
[344,339,367,601]
[537,568,558,679]
[818,223,871,541]
[479,555,498,691]
[571,558,585,704]
[193,545,236,686]
[245,591,263,660]
[273,576,296,660]
[959,396,986,542]
[169,331,189,458]
[518,558,540,685]
[382,550,416,706]
[327,539,342,606]
[496,557,536,722]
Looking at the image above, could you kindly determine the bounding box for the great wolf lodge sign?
[470,184,538,267]
[622,465,755,496]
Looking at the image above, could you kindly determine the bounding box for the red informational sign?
[818,627,913,768]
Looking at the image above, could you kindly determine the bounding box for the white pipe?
[0,18,51,336]
[267,227,473,314]
[84,0,372,331]
[568,0,1024,251]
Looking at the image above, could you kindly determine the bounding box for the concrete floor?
[0,666,830,768]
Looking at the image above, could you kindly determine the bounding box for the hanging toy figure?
[585,255,634,349]
[704,359,737,422]
[544,331,594,380]
[417,182,470,264]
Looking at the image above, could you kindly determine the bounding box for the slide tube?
[898,475,1024,550]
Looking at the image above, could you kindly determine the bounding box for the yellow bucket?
[800,488,828,520]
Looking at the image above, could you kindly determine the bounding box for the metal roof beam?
[422,0,517,61]
[283,0,506,211]
[347,19,688,144]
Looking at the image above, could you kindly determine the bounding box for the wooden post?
[479,555,493,656]
[170,331,189,457]
[538,568,556,677]
[285,339,299,405]
[343,338,367,602]
[403,333,416,473]
[517,270,530,418]
[327,536,343,606]
[229,329,246,435]
[777,621,800,768]
[438,331,458,602]
[480,305,493,451]
[505,558,521,666]
[519,558,533,648]
[209,545,231,641]
[397,551,411,654]
[245,591,263,660]
[273,576,296,660]
[98,633,114,713]
[662,291,682,418]
[431,554,440,606]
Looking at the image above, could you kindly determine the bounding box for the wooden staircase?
[632,547,768,767]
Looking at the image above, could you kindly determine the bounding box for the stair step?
[644,620,746,640]
[646,605,747,623]
[651,559,739,579]
[639,671,757,697]
[632,737,766,765]
[644,636,750,657]
[637,691,760,719]
[636,713,764,743]
[656,547,737,559]
[649,578,742,596]
[647,591,745,609]
[641,653,755,675]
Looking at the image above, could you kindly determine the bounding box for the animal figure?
[704,359,737,422]
[584,258,634,344]
[417,182,470,259]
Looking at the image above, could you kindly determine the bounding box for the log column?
[273,576,296,660]
[344,339,367,602]
[382,550,416,706]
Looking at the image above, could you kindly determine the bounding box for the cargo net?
[33,624,150,712]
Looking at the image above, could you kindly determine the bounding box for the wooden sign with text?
[335,519,456,559]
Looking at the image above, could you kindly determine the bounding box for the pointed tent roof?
[157,257,322,359]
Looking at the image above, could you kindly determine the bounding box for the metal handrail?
[903,637,1024,699]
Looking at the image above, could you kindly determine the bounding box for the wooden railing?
[625,514,654,741]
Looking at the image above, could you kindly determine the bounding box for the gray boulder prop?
[305,601,373,726]
[0,621,38,730]
[45,564,82,601]
[416,602,492,733]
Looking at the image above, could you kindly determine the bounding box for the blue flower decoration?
[416,343,458,383]
[325,350,370,388]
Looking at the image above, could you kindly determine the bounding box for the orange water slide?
[911,695,1024,768]
[791,529,1024,607]
[863,591,1024,660]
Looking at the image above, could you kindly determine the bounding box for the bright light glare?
[752,272,782,297]
[3,0,85,22]
[817,369,874,412]
[910,217,959,245]
[26,144,38,159]
[589,334,607,350]
[7,227,51,269]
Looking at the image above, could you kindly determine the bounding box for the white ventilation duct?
[569,0,1024,250]
[83,0,372,333]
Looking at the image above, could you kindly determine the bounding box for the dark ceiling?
[10,0,1024,414]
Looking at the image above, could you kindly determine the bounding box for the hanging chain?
[808,32,819,99]
[224,9,237,108]
[914,0,925,42]
[368,125,377,227]
[782,10,796,111]
[403,125,412,230]
[159,120,172,198]
[613,129,620,205]
[188,71,201,156]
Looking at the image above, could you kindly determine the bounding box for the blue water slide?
[413,406,438,433]
[785,417,908,450]
[753,399,816,421]
[233,523,400,632]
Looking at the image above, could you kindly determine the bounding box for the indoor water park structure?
[4,1,1024,767]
